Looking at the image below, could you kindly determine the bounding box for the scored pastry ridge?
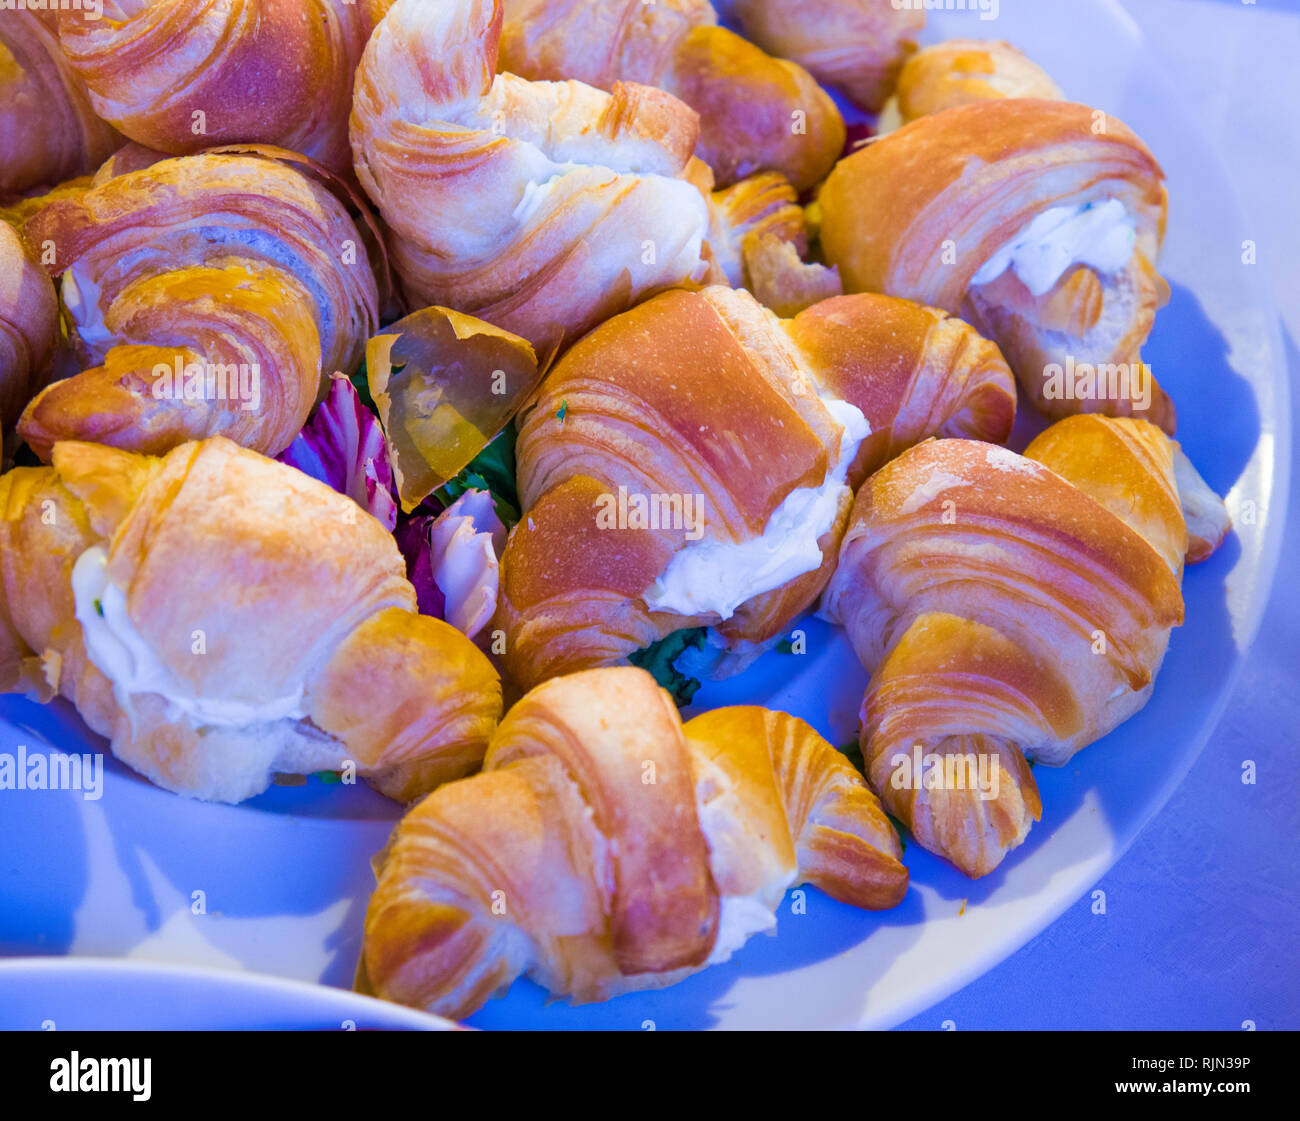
[0,7,123,195]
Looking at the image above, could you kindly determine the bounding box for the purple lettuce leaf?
[277,373,398,531]
[393,509,447,620]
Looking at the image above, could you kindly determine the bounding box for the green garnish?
[836,738,865,773]
[885,812,909,855]
[93,599,104,617]
[556,400,568,423]
[434,425,521,527]
[834,741,907,852]
[628,627,707,708]
[349,361,380,417]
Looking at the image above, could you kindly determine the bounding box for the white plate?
[0,959,457,1031]
[0,0,1288,1029]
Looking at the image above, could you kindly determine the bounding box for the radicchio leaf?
[393,506,446,621]
[278,372,398,531]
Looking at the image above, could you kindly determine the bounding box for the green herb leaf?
[628,627,707,708]
[348,361,380,418]
[834,740,907,852]
[884,812,909,855]
[434,424,520,527]
[556,400,568,423]
[836,738,865,773]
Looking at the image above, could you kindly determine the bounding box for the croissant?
[0,8,122,195]
[358,665,907,1017]
[53,1,392,175]
[817,99,1176,431]
[820,415,1230,877]
[0,437,502,804]
[0,221,59,431]
[351,0,717,356]
[876,38,1063,134]
[16,150,379,461]
[730,0,925,111]
[498,0,845,191]
[495,284,1016,688]
[702,169,841,314]
[0,142,158,234]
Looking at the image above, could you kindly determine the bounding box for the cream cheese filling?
[706,895,779,966]
[970,197,1137,297]
[71,546,308,729]
[643,398,870,621]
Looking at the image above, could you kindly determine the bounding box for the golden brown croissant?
[0,436,502,804]
[820,415,1229,877]
[730,0,925,111]
[876,38,1063,133]
[498,0,845,191]
[350,0,717,356]
[16,150,379,460]
[496,284,1015,688]
[358,665,906,1017]
[817,100,1175,432]
[0,221,59,430]
[53,1,392,175]
[703,170,841,314]
[0,8,122,195]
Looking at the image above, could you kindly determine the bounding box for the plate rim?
[0,956,459,1031]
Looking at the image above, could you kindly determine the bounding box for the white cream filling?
[970,198,1136,297]
[642,399,870,620]
[71,546,308,728]
[690,749,789,966]
[707,895,779,966]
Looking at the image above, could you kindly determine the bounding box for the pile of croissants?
[0,1,1232,1020]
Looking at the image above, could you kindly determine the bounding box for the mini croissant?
[496,284,1016,689]
[821,415,1230,877]
[498,0,845,191]
[877,39,1063,134]
[16,150,379,460]
[818,100,1175,431]
[0,437,501,804]
[731,0,925,111]
[359,665,907,1018]
[53,0,392,175]
[0,221,59,430]
[0,8,122,195]
[350,0,715,356]
[703,170,841,314]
